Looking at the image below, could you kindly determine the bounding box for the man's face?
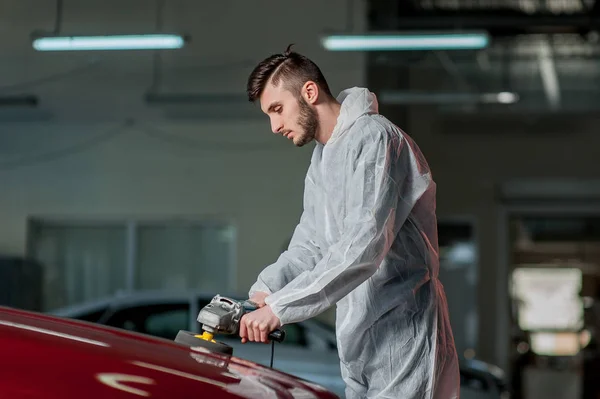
[260,82,319,147]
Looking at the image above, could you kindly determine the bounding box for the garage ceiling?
[367,0,600,113]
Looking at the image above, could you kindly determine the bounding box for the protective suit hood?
[329,87,379,143]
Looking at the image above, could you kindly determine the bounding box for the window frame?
[101,302,192,339]
[26,217,238,307]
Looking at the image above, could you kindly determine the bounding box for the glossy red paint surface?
[0,306,338,399]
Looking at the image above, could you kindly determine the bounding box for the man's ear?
[302,81,319,105]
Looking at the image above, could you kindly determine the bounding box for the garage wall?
[0,0,366,311]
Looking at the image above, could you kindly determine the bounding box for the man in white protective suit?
[239,45,460,399]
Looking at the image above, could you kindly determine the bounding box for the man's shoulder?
[349,114,406,146]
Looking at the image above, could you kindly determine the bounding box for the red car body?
[0,306,339,398]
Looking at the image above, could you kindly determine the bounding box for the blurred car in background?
[50,290,509,399]
[1,305,339,398]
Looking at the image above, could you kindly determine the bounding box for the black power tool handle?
[268,329,286,343]
[243,300,286,343]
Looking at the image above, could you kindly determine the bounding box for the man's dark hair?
[246,44,333,102]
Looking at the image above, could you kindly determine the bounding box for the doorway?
[506,211,600,399]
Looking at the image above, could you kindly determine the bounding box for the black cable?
[346,0,354,32]
[54,0,63,34]
[155,0,165,31]
[270,340,275,368]
[150,0,166,92]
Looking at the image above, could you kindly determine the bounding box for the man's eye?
[275,107,282,113]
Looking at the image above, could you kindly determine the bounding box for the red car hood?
[0,306,338,399]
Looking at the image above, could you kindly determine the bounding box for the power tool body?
[174,294,285,356]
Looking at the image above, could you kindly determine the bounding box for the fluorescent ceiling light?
[145,93,247,105]
[481,92,520,104]
[32,34,185,51]
[380,91,519,105]
[538,40,561,110]
[0,95,39,107]
[321,32,489,51]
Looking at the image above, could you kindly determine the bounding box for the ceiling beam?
[374,11,600,35]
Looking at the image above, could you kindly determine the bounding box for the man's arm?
[264,125,432,326]
[248,164,323,298]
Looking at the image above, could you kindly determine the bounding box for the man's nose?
[271,118,283,134]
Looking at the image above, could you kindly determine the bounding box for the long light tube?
[33,34,186,51]
[321,32,489,51]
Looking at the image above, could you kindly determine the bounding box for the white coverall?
[249,87,460,399]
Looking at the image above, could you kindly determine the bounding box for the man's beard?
[293,97,319,147]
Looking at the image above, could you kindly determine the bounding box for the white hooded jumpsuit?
[249,87,460,399]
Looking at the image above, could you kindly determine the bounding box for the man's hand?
[239,305,281,344]
[248,291,269,308]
